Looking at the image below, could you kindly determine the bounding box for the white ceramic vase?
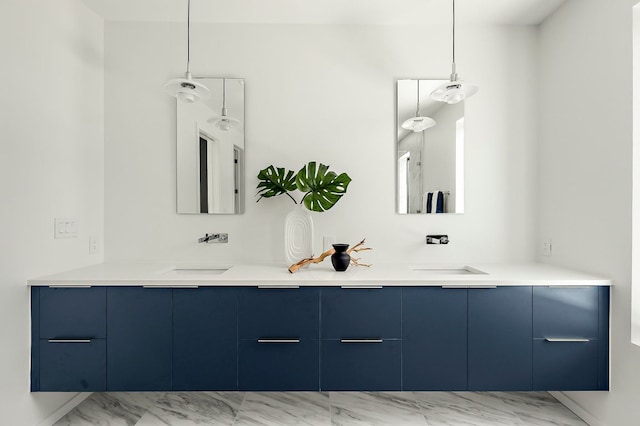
[284,204,314,264]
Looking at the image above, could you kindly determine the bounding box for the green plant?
[256,161,352,212]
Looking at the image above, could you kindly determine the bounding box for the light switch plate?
[542,239,552,257]
[54,217,78,239]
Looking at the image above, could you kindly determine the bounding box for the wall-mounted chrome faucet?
[426,234,449,245]
[198,233,229,244]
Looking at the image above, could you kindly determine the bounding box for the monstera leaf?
[296,162,352,212]
[256,166,298,204]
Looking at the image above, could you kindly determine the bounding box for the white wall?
[104,22,538,265]
[538,0,640,424]
[0,0,104,424]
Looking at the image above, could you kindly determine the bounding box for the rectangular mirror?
[397,79,465,214]
[177,78,245,214]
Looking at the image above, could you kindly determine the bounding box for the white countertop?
[27,262,612,287]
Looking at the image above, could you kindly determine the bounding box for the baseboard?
[36,392,92,426]
[550,391,604,426]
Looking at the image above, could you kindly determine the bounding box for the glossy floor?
[55,391,587,425]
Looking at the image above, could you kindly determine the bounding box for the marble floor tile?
[55,392,164,426]
[414,392,524,426]
[233,392,330,426]
[135,392,245,426]
[330,392,427,426]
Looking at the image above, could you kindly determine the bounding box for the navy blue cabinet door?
[239,287,319,339]
[239,340,319,391]
[321,288,401,338]
[533,286,602,390]
[402,287,468,390]
[321,340,401,391]
[40,287,106,339]
[107,287,172,391]
[468,287,533,391]
[173,288,238,390]
[40,340,106,391]
[533,340,598,390]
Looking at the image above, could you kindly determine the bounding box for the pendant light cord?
[451,0,457,80]
[186,0,191,74]
[222,78,227,108]
[416,80,421,116]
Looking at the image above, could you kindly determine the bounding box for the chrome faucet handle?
[198,233,229,244]
[426,235,449,245]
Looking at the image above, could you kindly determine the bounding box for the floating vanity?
[28,263,610,393]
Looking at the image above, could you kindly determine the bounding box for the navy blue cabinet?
[32,287,107,392]
[173,287,238,391]
[239,339,319,391]
[238,287,320,390]
[40,340,106,391]
[321,339,401,391]
[321,287,401,338]
[31,284,609,393]
[239,287,319,339]
[532,287,608,390]
[321,287,401,391]
[107,287,172,391]
[468,287,533,391]
[402,287,468,390]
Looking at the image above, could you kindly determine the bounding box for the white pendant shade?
[430,80,478,105]
[210,114,241,131]
[431,0,478,104]
[402,79,436,132]
[401,116,436,132]
[163,72,211,103]
[207,78,240,130]
[163,0,210,103]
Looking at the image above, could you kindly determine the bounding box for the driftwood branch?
[288,238,373,273]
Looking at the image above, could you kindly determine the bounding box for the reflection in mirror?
[177,78,245,214]
[397,79,464,214]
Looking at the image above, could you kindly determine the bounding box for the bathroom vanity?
[28,263,610,393]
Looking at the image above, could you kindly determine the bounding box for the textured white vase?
[284,204,314,264]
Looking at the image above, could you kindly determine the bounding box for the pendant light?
[163,0,211,103]
[431,0,478,104]
[401,80,436,132]
[208,78,241,131]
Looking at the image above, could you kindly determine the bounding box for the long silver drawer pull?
[441,285,468,289]
[468,285,498,289]
[48,285,92,288]
[340,286,383,289]
[257,339,301,343]
[340,339,384,343]
[143,285,173,288]
[257,285,300,289]
[48,339,92,343]
[545,338,591,342]
[174,285,199,289]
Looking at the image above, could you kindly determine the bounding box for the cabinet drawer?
[533,339,598,390]
[238,339,319,391]
[239,287,319,339]
[533,287,598,339]
[40,339,106,391]
[321,339,401,391]
[321,287,401,338]
[40,287,106,339]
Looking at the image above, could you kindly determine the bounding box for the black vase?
[331,244,351,272]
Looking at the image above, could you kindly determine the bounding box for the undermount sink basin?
[411,266,487,275]
[160,265,230,276]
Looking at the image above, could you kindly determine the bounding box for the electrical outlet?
[542,239,552,257]
[89,236,98,254]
